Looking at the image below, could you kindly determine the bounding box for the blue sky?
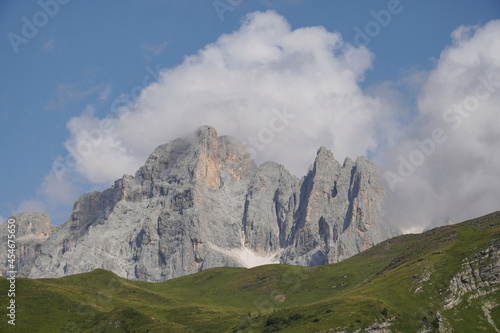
[1,1,500,230]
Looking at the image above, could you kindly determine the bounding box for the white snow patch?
[234,246,281,268]
[207,242,281,269]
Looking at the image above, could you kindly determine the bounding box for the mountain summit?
[4,126,399,281]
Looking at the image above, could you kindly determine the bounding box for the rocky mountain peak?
[12,212,55,238]
[195,125,219,142]
[316,146,333,158]
[311,146,342,177]
[343,156,354,168]
[0,212,56,277]
[2,126,399,282]
[192,126,222,190]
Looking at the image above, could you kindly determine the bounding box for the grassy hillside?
[1,211,499,332]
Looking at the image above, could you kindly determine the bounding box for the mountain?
[0,212,56,278]
[1,211,499,332]
[1,125,399,281]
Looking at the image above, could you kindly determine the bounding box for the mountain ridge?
[1,125,399,281]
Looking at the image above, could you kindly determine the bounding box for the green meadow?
[1,211,499,332]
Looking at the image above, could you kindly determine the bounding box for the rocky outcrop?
[281,147,395,266]
[0,212,56,277]
[444,242,500,309]
[20,126,398,281]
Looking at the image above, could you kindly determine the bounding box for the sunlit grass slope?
[1,211,499,332]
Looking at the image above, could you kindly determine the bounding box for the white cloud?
[383,20,500,230]
[64,106,143,184]
[61,10,400,186]
[44,83,104,112]
[39,169,81,207]
[39,12,500,231]
[16,200,46,214]
[12,161,83,224]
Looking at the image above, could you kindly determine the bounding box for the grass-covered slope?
[1,211,499,332]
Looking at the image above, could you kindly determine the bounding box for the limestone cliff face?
[281,147,392,266]
[14,126,399,281]
[444,241,500,310]
[0,212,56,277]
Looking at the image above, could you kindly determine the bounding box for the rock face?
[0,212,56,277]
[17,126,398,281]
[444,241,500,310]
